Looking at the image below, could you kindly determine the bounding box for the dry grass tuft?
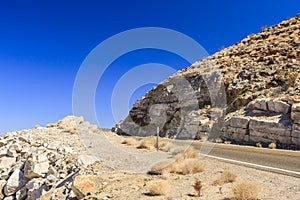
[147,180,169,196]
[138,137,170,150]
[232,181,261,200]
[150,149,204,175]
[138,137,157,150]
[194,179,202,197]
[175,148,198,162]
[214,169,237,185]
[121,137,138,146]
[180,158,205,175]
[268,142,276,149]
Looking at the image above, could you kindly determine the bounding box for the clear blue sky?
[0,0,299,133]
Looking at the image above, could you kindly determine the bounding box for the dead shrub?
[180,158,205,175]
[147,180,169,196]
[214,170,237,185]
[138,137,156,150]
[232,181,261,200]
[150,149,204,175]
[268,142,276,149]
[121,137,137,146]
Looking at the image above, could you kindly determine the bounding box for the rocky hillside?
[0,116,100,200]
[114,14,300,147]
[1,116,299,200]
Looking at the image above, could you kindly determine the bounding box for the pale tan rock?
[24,156,49,179]
[0,156,16,170]
[72,175,97,199]
[4,169,28,196]
[267,100,291,114]
[0,180,6,199]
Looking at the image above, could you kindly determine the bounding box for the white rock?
[77,155,98,168]
[292,103,300,112]
[0,149,7,157]
[267,100,291,114]
[0,139,7,147]
[4,169,28,196]
[3,196,16,200]
[26,178,48,200]
[16,186,27,200]
[24,156,49,179]
[0,157,16,170]
[0,180,6,199]
[47,141,61,151]
[7,147,18,158]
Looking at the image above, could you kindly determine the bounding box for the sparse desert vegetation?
[150,148,205,175]
[193,179,203,197]
[214,168,237,185]
[121,137,138,146]
[268,142,277,149]
[147,180,169,196]
[232,181,261,200]
[137,136,170,151]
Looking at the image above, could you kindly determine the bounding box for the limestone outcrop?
[114,14,300,147]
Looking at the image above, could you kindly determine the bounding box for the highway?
[187,141,300,177]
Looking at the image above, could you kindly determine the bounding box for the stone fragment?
[24,155,49,179]
[16,186,27,200]
[228,116,250,128]
[7,146,18,157]
[26,178,48,200]
[291,111,300,124]
[47,141,61,151]
[77,155,98,168]
[3,196,16,200]
[267,100,291,114]
[0,156,16,170]
[249,118,291,136]
[0,139,7,147]
[247,99,268,111]
[292,103,300,112]
[72,175,97,199]
[4,169,28,196]
[0,148,7,157]
[0,180,6,199]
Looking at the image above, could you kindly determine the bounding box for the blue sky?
[0,0,299,133]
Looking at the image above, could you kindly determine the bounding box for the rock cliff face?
[114,14,300,147]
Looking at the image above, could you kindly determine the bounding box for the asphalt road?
[189,142,300,177]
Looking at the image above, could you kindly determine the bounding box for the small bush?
[150,150,204,175]
[121,137,137,146]
[256,142,262,148]
[138,137,157,150]
[177,148,198,161]
[180,159,205,175]
[194,179,202,197]
[232,181,261,200]
[214,170,237,185]
[268,142,276,149]
[148,180,169,196]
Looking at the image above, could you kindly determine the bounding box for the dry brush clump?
[214,169,237,185]
[232,181,261,200]
[138,137,170,150]
[121,137,138,146]
[138,137,157,149]
[194,179,203,197]
[150,149,205,175]
[268,142,276,149]
[147,180,169,196]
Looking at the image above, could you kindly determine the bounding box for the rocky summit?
[114,14,300,148]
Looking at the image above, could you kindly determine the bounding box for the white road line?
[201,154,300,177]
